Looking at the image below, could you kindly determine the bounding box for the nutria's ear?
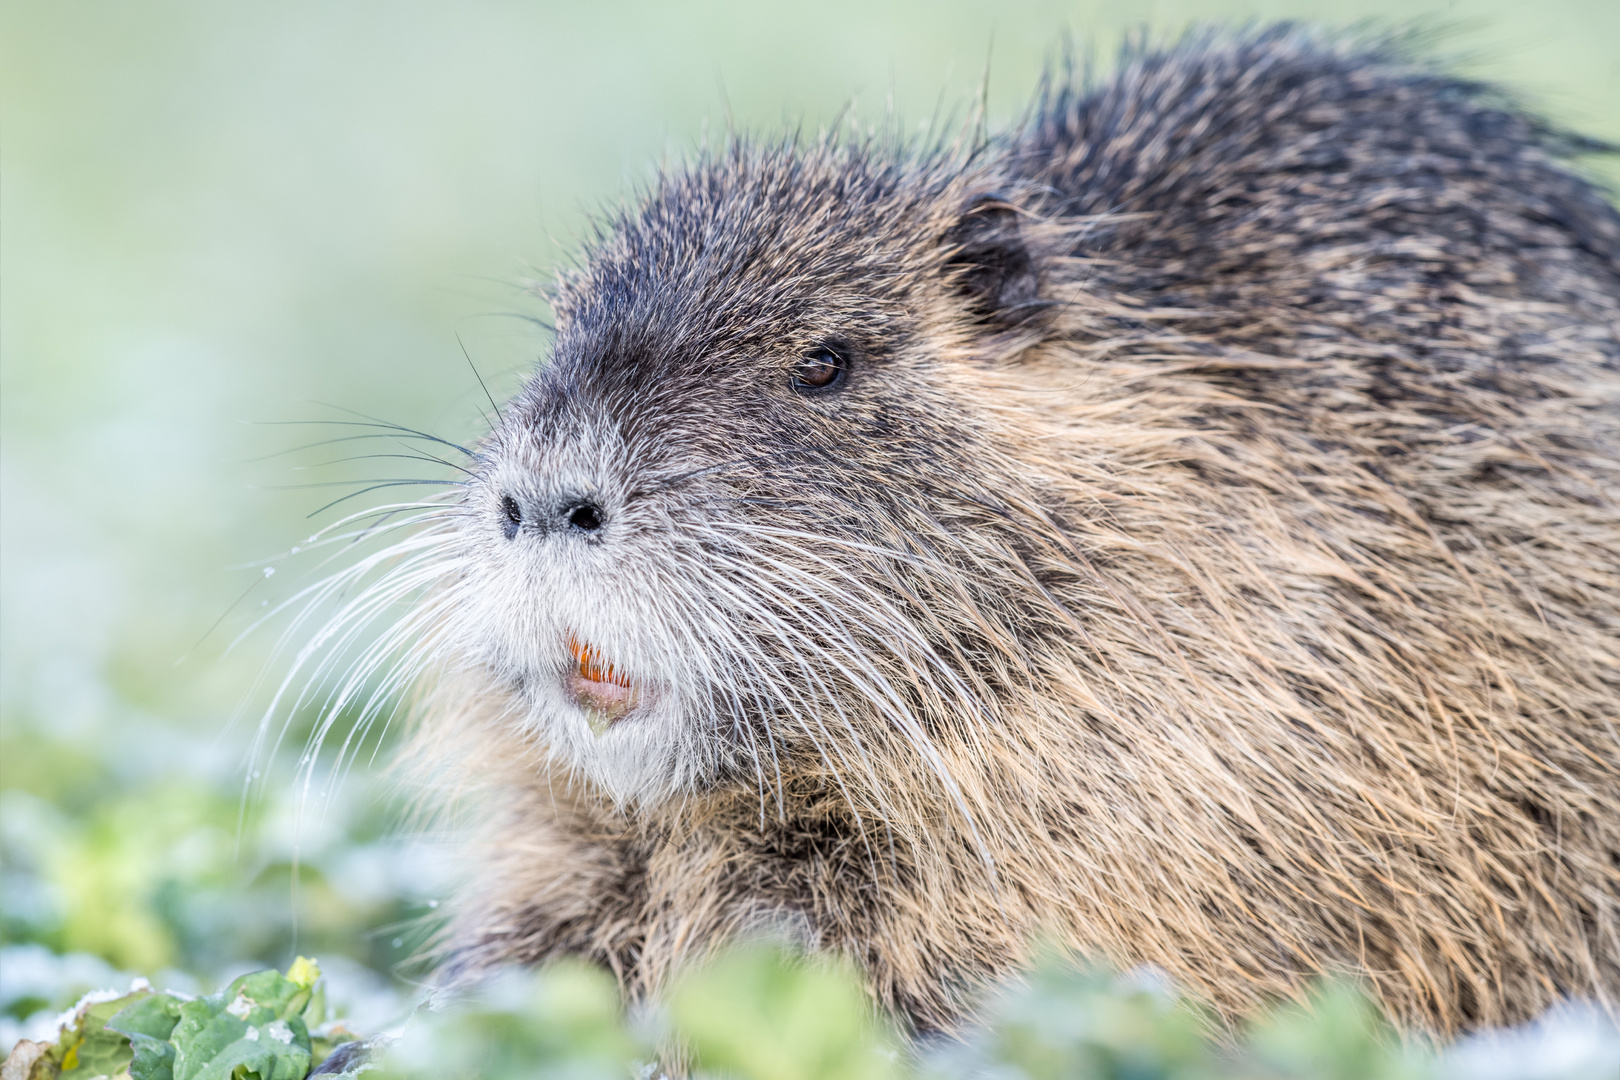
[942,195,1040,327]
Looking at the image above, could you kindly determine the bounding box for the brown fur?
[388,29,1620,1036]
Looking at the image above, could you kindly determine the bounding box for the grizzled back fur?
[361,27,1620,1035]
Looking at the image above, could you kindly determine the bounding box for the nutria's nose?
[497,493,606,539]
[562,499,604,533]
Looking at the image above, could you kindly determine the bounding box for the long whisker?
[254,414,477,460]
[687,523,1006,879]
[241,431,482,464]
[306,480,468,519]
[288,452,479,478]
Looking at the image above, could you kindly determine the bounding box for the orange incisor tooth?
[568,635,631,687]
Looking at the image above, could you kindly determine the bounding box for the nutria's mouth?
[565,635,639,735]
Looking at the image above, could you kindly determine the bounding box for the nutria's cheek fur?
[383,28,1620,1036]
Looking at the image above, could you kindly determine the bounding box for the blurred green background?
[2,0,1616,1054]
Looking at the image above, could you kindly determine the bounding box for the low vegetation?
[6,949,1616,1080]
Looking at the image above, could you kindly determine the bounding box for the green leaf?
[55,991,148,1080]
[228,971,308,1023]
[366,963,635,1080]
[111,992,186,1041]
[110,993,186,1080]
[1247,981,1433,1080]
[123,1033,179,1080]
[670,946,899,1080]
[973,960,1214,1080]
[168,984,312,1080]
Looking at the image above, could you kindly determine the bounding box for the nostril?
[566,502,604,532]
[500,495,522,540]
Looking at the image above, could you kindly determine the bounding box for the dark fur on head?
[334,26,1620,1034]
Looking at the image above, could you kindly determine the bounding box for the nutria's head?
[452,145,1056,805]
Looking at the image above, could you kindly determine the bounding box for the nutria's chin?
[390,27,1619,1036]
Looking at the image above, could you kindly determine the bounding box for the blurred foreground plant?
[353,946,1620,1080]
[6,947,1617,1080]
[372,962,636,1080]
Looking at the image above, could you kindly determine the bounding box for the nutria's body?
[397,29,1620,1035]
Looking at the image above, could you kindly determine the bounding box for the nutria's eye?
[791,346,849,393]
[500,495,522,540]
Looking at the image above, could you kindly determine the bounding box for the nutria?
[332,26,1620,1036]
